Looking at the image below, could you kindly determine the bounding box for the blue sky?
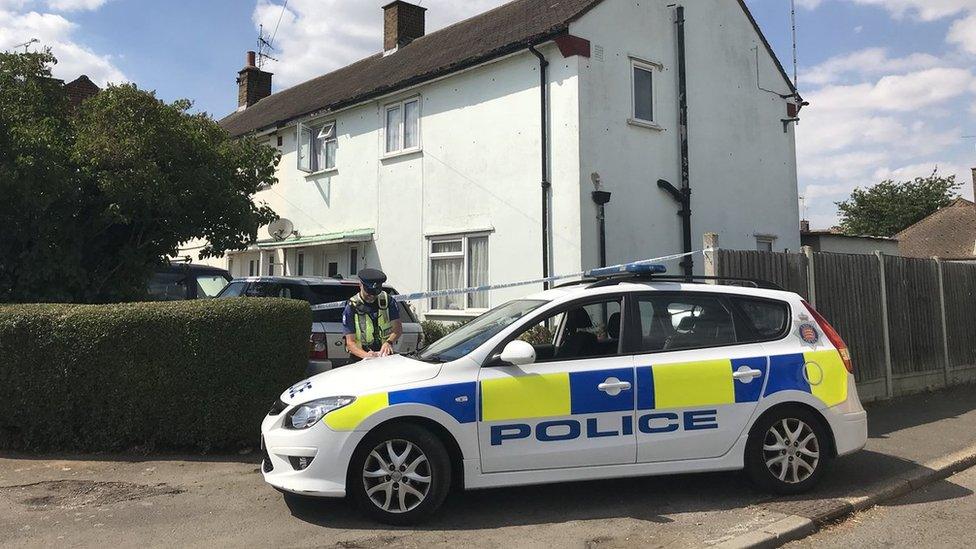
[2,0,974,229]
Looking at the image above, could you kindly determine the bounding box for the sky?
[1,0,975,229]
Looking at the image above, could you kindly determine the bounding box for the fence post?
[876,251,894,399]
[936,258,951,387]
[703,233,719,283]
[802,246,816,307]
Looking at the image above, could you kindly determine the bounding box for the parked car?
[148,262,232,301]
[217,277,423,375]
[259,265,867,524]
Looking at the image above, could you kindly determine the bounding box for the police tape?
[309,249,709,311]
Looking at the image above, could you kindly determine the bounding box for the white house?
[200,0,802,321]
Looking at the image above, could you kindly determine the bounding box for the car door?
[629,292,770,463]
[478,295,637,473]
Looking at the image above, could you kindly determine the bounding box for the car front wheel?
[746,406,830,495]
[348,423,451,525]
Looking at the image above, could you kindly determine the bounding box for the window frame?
[629,56,662,128]
[756,235,777,252]
[383,96,422,157]
[297,119,338,174]
[427,232,490,313]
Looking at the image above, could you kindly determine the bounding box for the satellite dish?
[268,218,295,241]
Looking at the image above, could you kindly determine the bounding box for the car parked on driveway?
[259,265,867,524]
[148,262,232,301]
[217,277,423,375]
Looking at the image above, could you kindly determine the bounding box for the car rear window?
[306,285,415,324]
[731,297,790,342]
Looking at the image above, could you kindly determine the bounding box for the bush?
[0,298,310,453]
[420,320,467,346]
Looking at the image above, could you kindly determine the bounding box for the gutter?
[528,44,552,289]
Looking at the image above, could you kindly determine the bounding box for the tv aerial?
[268,218,297,241]
[14,38,39,53]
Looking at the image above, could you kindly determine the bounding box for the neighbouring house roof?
[255,229,375,249]
[896,198,976,260]
[64,75,101,108]
[220,0,796,138]
[802,230,897,242]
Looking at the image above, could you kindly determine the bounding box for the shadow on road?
[865,383,976,439]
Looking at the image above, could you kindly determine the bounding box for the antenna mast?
[791,0,798,89]
[256,24,278,68]
[14,38,39,53]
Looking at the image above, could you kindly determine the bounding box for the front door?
[478,296,638,473]
[629,292,770,463]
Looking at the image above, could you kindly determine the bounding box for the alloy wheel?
[362,439,432,513]
[762,418,820,484]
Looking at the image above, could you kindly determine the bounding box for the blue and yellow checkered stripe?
[321,350,849,430]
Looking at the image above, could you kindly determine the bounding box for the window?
[248,260,256,277]
[297,253,305,276]
[147,273,187,301]
[429,234,489,311]
[298,121,337,173]
[419,300,548,363]
[267,254,276,276]
[219,281,247,298]
[631,58,659,124]
[228,258,234,276]
[349,247,359,277]
[384,97,421,155]
[635,295,735,352]
[756,236,776,252]
[328,262,339,277]
[732,297,790,342]
[511,297,624,362]
[195,275,229,298]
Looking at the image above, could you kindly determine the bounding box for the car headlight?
[285,396,356,429]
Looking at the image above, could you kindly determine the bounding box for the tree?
[0,50,279,303]
[835,170,961,237]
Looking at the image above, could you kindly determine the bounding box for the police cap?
[357,268,387,295]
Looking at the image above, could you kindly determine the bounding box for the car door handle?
[598,379,632,396]
[732,367,763,382]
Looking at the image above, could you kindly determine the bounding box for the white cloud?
[46,0,107,12]
[803,48,942,85]
[948,12,976,54]
[0,4,125,85]
[252,0,510,88]
[847,0,976,22]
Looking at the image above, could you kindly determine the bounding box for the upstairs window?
[630,57,661,127]
[298,121,337,173]
[385,97,421,155]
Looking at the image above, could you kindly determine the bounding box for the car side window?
[246,283,305,300]
[147,272,187,301]
[219,281,247,298]
[636,295,735,352]
[731,297,790,342]
[511,297,623,362]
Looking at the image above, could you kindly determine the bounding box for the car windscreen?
[195,275,230,298]
[418,299,548,363]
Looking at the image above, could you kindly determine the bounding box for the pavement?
[785,465,976,548]
[1,384,975,549]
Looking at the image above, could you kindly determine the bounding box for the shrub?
[0,298,310,453]
[420,320,467,346]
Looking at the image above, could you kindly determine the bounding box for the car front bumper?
[260,411,362,498]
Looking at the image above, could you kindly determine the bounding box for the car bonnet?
[280,355,442,404]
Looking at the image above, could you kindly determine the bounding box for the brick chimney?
[237,51,272,111]
[383,1,427,53]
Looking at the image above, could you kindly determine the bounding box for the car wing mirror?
[496,340,536,367]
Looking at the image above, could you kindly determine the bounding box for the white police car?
[260,266,867,524]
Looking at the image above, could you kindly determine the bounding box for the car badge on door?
[797,323,820,345]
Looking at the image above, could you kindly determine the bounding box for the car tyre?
[348,422,451,525]
[746,405,830,495]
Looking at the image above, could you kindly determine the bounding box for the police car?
[260,265,867,524]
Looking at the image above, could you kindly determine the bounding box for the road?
[1,384,975,548]
[787,465,976,548]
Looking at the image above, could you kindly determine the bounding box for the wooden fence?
[711,246,976,401]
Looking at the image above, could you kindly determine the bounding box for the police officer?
[342,268,403,361]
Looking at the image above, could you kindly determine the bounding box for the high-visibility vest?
[349,291,393,350]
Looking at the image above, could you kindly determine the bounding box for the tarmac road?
[786,465,976,548]
[2,384,975,549]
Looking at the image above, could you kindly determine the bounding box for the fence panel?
[813,253,887,383]
[884,256,945,376]
[717,250,809,299]
[942,262,976,369]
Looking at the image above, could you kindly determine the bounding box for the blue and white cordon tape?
[309,249,709,312]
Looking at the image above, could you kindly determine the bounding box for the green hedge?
[0,298,310,453]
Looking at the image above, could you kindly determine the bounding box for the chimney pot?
[237,52,272,111]
[383,1,427,52]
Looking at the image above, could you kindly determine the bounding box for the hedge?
[0,298,310,453]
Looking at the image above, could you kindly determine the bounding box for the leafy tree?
[0,50,279,303]
[835,170,961,237]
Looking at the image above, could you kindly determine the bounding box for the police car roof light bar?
[587,264,668,278]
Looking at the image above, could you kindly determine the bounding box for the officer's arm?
[345,334,371,359]
[388,319,403,344]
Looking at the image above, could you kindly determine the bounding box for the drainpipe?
[592,190,612,268]
[658,5,693,278]
[529,45,552,288]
